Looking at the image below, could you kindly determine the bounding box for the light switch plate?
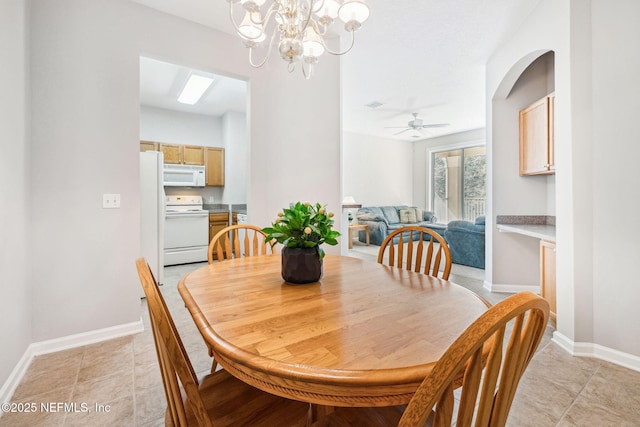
[103,194,121,209]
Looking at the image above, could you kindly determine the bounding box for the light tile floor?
[1,248,639,426]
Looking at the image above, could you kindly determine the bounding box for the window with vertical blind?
[431,145,486,223]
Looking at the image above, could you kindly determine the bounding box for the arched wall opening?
[487,50,556,292]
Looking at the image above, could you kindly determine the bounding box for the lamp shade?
[315,0,340,19]
[342,196,362,209]
[338,0,370,25]
[237,11,265,41]
[302,27,325,58]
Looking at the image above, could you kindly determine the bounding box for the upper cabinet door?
[519,94,554,176]
[206,147,225,187]
[140,140,158,152]
[160,143,182,164]
[182,145,205,166]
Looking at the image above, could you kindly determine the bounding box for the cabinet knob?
[543,164,550,168]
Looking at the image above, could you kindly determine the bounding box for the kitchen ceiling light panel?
[177,74,214,105]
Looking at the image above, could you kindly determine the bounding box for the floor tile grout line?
[554,361,602,426]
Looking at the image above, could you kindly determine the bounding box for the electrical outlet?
[103,193,121,209]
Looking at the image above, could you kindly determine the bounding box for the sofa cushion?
[475,216,486,225]
[381,206,401,224]
[399,208,417,223]
[356,207,388,224]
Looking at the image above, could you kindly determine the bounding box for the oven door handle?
[165,212,209,219]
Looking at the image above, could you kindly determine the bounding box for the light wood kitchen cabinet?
[159,143,182,164]
[182,145,205,165]
[519,93,555,176]
[158,143,205,165]
[205,147,225,187]
[209,212,230,258]
[540,240,556,324]
[140,140,158,152]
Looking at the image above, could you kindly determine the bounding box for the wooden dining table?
[178,254,489,408]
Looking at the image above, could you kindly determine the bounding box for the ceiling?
[135,0,542,141]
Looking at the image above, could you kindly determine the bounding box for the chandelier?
[228,0,370,78]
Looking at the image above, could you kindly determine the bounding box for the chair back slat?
[398,292,549,427]
[136,258,213,427]
[208,224,274,263]
[406,233,414,270]
[378,226,452,280]
[414,238,424,272]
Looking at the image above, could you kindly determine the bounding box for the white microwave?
[163,164,206,187]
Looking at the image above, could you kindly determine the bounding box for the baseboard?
[552,331,640,372]
[483,280,540,294]
[0,319,144,405]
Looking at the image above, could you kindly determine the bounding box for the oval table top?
[178,254,489,407]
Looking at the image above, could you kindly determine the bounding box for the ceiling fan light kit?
[228,0,370,79]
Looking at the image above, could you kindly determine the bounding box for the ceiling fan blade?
[420,123,449,128]
[393,128,411,135]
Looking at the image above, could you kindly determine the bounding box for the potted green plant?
[263,202,341,284]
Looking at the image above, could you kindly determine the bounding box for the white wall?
[20,0,342,353]
[412,128,485,210]
[342,131,413,206]
[0,0,32,390]
[249,59,342,254]
[140,105,223,147]
[488,0,640,361]
[591,0,640,356]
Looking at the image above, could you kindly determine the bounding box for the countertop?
[496,223,556,241]
[496,215,556,242]
[203,204,247,215]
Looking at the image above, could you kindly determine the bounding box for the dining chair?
[378,226,452,280]
[313,292,549,427]
[208,224,274,263]
[135,258,310,427]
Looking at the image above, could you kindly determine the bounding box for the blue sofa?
[355,206,444,246]
[444,216,486,269]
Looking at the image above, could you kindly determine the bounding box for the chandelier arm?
[248,28,279,68]
[228,2,244,34]
[322,30,356,56]
[250,2,279,26]
[300,0,316,32]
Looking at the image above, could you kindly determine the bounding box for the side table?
[348,224,370,249]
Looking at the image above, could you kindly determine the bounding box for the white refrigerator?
[140,151,165,289]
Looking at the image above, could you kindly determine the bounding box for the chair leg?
[210,359,218,373]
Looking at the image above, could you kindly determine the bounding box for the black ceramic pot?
[281,247,323,284]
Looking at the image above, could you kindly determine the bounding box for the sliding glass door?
[431,146,486,223]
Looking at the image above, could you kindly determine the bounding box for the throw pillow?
[415,208,424,222]
[399,208,417,224]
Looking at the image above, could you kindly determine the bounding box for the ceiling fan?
[385,113,449,137]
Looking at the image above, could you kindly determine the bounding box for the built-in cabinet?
[540,240,557,324]
[140,140,158,152]
[140,141,225,187]
[205,147,225,187]
[208,212,238,258]
[519,93,555,176]
[159,143,205,166]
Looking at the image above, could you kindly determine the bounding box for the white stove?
[164,195,209,266]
